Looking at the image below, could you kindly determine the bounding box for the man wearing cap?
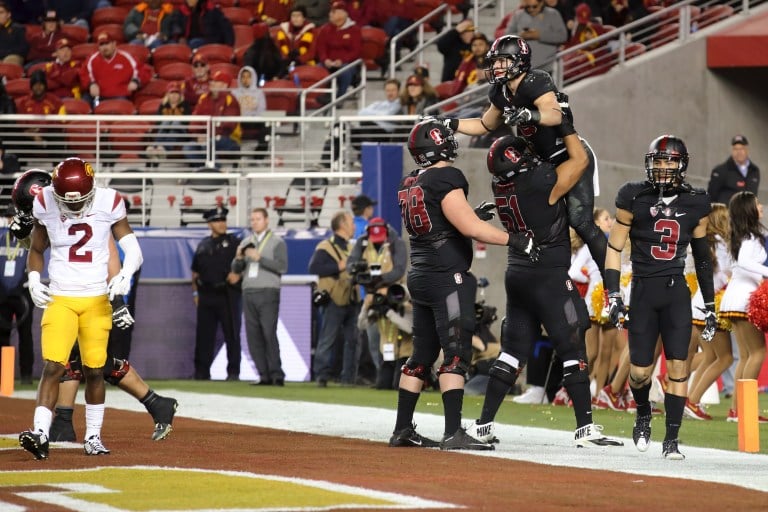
[46,39,82,100]
[348,217,407,388]
[505,0,568,74]
[316,1,362,97]
[79,31,144,106]
[707,135,760,204]
[0,1,29,66]
[437,18,476,83]
[25,10,64,67]
[232,208,288,386]
[185,70,241,162]
[191,207,243,381]
[351,194,377,238]
[184,54,211,108]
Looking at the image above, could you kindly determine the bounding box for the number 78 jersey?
[616,181,711,278]
[33,186,126,296]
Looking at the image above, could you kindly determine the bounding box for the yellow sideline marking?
[0,466,459,511]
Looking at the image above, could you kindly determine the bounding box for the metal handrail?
[389,4,453,78]
[302,58,366,119]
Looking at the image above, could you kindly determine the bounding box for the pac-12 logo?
[429,128,445,146]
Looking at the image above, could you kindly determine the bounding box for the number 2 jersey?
[398,166,473,273]
[492,161,570,269]
[33,186,126,296]
[488,69,573,165]
[615,181,711,278]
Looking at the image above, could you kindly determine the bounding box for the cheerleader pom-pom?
[747,281,768,332]
[591,282,607,323]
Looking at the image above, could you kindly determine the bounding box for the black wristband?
[447,118,459,131]
[604,268,621,295]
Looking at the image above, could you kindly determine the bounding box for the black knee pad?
[400,358,429,380]
[437,354,470,377]
[488,359,520,387]
[562,361,589,387]
[104,358,131,385]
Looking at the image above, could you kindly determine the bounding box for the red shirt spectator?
[16,71,64,116]
[26,10,64,64]
[184,53,211,108]
[45,38,81,99]
[316,2,362,69]
[257,0,292,26]
[80,31,146,101]
[449,33,489,97]
[274,6,317,65]
[192,70,241,141]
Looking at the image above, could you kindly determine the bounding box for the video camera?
[349,260,383,291]
[475,301,497,325]
[369,284,407,319]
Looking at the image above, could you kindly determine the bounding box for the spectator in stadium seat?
[293,0,330,27]
[436,18,475,83]
[45,38,82,100]
[232,65,268,153]
[124,0,177,50]
[175,0,234,49]
[448,32,489,97]
[45,0,95,29]
[544,0,576,31]
[274,5,317,67]
[184,53,211,108]
[256,0,292,26]
[80,31,148,107]
[184,70,241,161]
[243,22,286,82]
[25,10,64,69]
[398,74,437,116]
[315,1,362,97]
[146,80,192,163]
[0,2,29,66]
[16,70,65,162]
[505,0,568,75]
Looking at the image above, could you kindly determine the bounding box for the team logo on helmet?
[517,38,530,55]
[428,128,445,146]
[503,146,522,163]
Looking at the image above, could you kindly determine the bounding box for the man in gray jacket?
[232,208,288,386]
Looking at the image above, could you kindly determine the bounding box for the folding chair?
[178,168,235,227]
[273,175,329,228]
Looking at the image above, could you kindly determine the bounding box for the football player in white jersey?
[18,157,144,460]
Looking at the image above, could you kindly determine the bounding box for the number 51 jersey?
[33,186,126,296]
[616,181,711,278]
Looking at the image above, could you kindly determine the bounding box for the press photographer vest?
[361,239,395,277]
[316,238,356,306]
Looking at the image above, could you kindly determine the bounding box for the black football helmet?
[51,157,96,218]
[485,35,532,85]
[645,135,689,189]
[408,119,459,167]
[11,169,51,215]
[487,135,539,180]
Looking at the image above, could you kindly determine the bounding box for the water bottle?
[258,74,265,88]
[93,96,100,108]
[293,73,300,87]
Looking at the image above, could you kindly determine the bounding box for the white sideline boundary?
[12,390,768,494]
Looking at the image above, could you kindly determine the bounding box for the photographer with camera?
[349,218,407,388]
[308,211,360,387]
[232,208,288,386]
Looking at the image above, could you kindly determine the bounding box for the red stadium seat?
[25,61,49,76]
[290,65,328,87]
[222,7,254,26]
[157,62,195,81]
[91,6,131,29]
[361,26,387,71]
[133,78,170,108]
[152,43,193,69]
[234,45,249,66]
[194,44,235,65]
[0,62,23,80]
[72,43,98,62]
[118,44,151,64]
[209,62,240,82]
[5,78,30,98]
[696,4,734,29]
[262,79,298,114]
[24,23,43,43]
[625,42,647,61]
[138,97,162,115]
[434,80,456,100]
[95,98,137,115]
[60,24,90,45]
[94,24,126,44]
[62,98,92,114]
[650,22,680,49]
[233,24,255,49]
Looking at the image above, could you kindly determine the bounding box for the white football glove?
[107,272,132,301]
[27,271,52,308]
[112,304,135,329]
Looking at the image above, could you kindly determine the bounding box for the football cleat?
[83,435,110,456]
[466,420,499,444]
[440,427,495,451]
[623,390,637,413]
[662,439,685,460]
[19,430,49,460]
[573,423,624,447]
[633,414,652,452]
[683,400,712,421]
[551,387,571,407]
[595,385,626,411]
[389,424,439,448]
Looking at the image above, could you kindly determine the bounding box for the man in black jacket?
[707,134,760,204]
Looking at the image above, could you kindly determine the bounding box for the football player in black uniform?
[436,35,607,279]
[467,128,622,448]
[389,119,537,451]
[605,135,716,460]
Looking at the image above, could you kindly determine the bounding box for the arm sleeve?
[690,236,715,306]
[117,233,143,276]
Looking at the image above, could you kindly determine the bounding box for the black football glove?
[111,297,135,330]
[420,114,459,133]
[699,303,717,342]
[607,292,627,328]
[503,106,541,126]
[9,213,34,241]
[474,201,496,221]
[508,233,540,263]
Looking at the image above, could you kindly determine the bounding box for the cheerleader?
[719,192,768,423]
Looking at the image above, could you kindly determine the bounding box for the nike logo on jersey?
[674,212,686,217]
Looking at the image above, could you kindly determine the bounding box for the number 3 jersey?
[615,181,711,278]
[33,186,126,296]
[398,166,473,273]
